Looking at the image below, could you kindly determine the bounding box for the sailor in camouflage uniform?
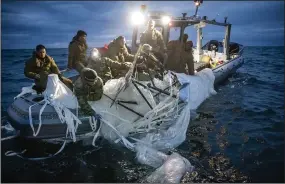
[67,30,88,73]
[140,20,167,64]
[104,36,134,78]
[136,44,164,81]
[74,68,103,116]
[87,48,132,83]
[24,44,73,93]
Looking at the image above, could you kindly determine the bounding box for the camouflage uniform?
[74,68,103,116]
[67,36,88,73]
[104,39,134,64]
[165,40,194,75]
[140,29,167,56]
[86,56,132,83]
[24,52,73,92]
[103,40,134,78]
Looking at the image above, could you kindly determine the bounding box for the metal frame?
[131,7,232,61]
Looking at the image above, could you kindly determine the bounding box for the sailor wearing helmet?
[136,44,164,81]
[74,68,103,116]
[86,48,133,83]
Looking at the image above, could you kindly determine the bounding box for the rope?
[1,131,20,141]
[4,129,69,161]
[28,99,45,136]
[4,140,67,161]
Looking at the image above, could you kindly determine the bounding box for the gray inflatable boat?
[6,72,94,139]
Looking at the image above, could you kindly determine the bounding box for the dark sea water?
[1,47,284,182]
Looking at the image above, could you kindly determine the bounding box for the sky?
[1,1,284,49]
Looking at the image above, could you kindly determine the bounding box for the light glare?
[162,16,171,25]
[131,12,145,25]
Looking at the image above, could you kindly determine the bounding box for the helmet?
[141,44,152,55]
[140,44,159,62]
[81,68,98,85]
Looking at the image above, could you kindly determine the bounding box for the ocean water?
[1,47,284,182]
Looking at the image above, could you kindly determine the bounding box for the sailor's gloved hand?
[138,55,144,60]
[34,74,41,80]
[122,62,133,69]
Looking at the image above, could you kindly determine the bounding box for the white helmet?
[141,44,152,55]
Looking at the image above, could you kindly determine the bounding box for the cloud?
[1,1,284,49]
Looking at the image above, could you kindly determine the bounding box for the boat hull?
[6,93,93,140]
[213,55,244,85]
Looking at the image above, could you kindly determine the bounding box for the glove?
[138,55,144,60]
[122,62,133,69]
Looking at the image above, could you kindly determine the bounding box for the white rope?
[92,121,102,147]
[35,100,49,136]
[1,124,15,132]
[4,128,69,161]
[5,140,67,161]
[28,99,45,136]
[14,85,36,100]
[51,100,82,142]
[1,131,20,141]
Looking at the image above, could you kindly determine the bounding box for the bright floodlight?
[195,2,200,6]
[162,16,171,25]
[131,12,145,25]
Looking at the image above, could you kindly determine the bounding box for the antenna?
[193,0,203,17]
[224,16,228,23]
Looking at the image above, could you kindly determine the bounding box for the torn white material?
[28,74,81,141]
[14,84,36,99]
[145,152,194,183]
[87,68,216,183]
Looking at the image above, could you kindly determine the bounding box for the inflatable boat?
[6,6,245,141]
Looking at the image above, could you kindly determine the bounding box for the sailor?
[104,36,134,63]
[24,44,73,93]
[104,36,134,78]
[184,39,195,75]
[135,44,164,81]
[86,48,133,83]
[140,19,167,64]
[165,34,194,75]
[74,68,104,116]
[67,30,88,73]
